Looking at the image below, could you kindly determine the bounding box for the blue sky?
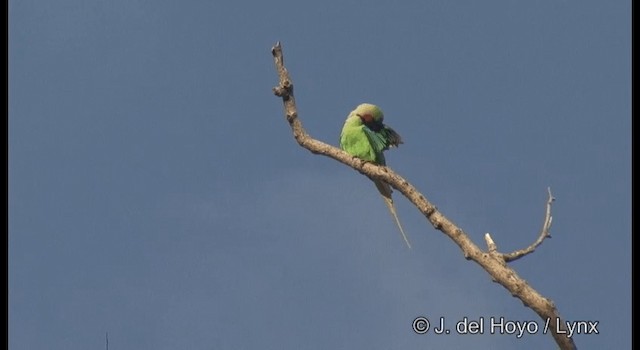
[9,1,630,349]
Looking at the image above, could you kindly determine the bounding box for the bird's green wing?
[380,126,403,149]
[362,126,387,153]
[361,126,388,165]
[362,125,403,165]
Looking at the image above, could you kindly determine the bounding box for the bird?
[339,103,411,248]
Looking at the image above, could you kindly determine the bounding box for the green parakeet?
[340,103,411,248]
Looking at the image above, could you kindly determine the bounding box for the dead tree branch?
[270,42,576,350]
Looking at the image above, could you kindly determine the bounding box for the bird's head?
[353,103,384,124]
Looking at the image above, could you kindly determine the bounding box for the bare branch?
[271,42,576,350]
[502,187,555,262]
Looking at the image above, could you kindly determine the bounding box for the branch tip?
[484,233,498,253]
[271,41,282,56]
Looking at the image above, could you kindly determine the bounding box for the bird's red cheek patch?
[359,114,374,123]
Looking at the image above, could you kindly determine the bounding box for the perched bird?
[340,103,411,248]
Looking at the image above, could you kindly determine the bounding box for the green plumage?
[340,103,411,248]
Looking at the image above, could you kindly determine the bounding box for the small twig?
[503,187,555,262]
[484,233,498,253]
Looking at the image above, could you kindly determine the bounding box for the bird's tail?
[373,179,412,249]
